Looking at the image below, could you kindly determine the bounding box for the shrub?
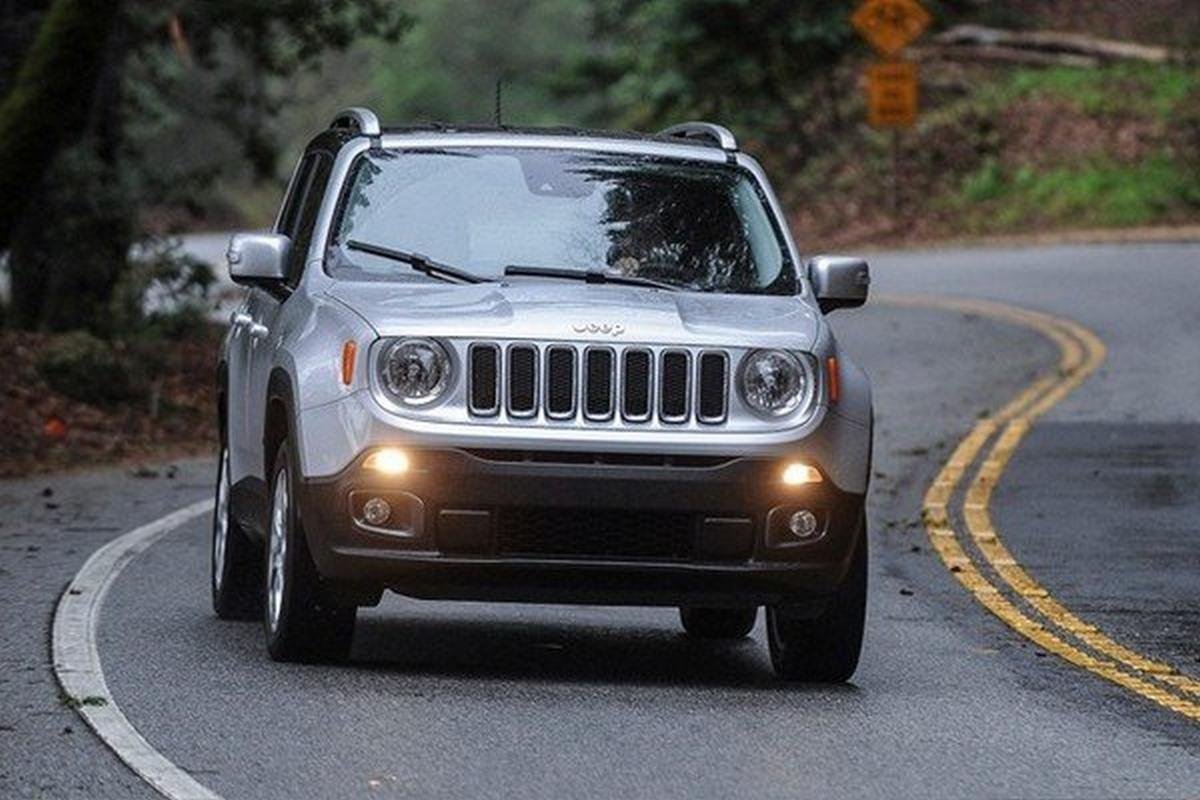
[36,331,141,406]
[110,236,215,341]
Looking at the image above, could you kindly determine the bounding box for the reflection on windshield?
[330,147,794,295]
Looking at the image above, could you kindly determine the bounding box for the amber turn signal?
[341,340,357,386]
[826,357,840,404]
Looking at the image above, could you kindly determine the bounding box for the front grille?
[659,351,690,422]
[496,507,696,560]
[584,348,615,419]
[508,345,537,416]
[622,349,652,421]
[697,351,728,423]
[474,341,731,425]
[546,346,577,418]
[468,344,499,415]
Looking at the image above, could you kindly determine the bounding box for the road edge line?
[52,498,222,800]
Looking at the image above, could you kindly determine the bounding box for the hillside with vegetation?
[258,0,1200,247]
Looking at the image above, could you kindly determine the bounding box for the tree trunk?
[0,0,122,252]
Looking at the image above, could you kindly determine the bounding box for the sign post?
[852,0,931,215]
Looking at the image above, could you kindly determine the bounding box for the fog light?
[781,462,822,486]
[362,497,392,526]
[363,448,409,475]
[788,509,819,539]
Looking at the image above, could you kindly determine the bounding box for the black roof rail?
[330,107,381,137]
[659,122,738,152]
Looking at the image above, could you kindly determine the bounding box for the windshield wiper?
[345,240,489,284]
[503,265,678,292]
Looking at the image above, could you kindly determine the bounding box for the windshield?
[328,147,796,295]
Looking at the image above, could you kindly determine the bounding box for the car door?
[224,292,255,485]
[244,151,333,480]
[227,154,314,488]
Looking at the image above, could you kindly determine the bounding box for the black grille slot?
[468,345,499,415]
[659,351,690,422]
[545,346,577,418]
[507,345,537,416]
[497,507,695,560]
[622,350,652,421]
[585,349,614,419]
[697,352,728,423]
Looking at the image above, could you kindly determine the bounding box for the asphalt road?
[1,242,1197,798]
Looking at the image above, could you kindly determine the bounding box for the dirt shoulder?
[0,329,219,478]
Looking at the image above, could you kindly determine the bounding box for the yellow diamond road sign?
[852,0,932,57]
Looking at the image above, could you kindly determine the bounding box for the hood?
[325,280,820,349]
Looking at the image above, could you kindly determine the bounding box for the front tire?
[679,607,757,639]
[212,445,261,620]
[263,438,355,663]
[767,514,868,682]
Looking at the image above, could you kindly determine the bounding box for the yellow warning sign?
[852,0,932,57]
[865,61,918,129]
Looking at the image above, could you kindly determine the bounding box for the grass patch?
[60,693,108,709]
[950,153,1200,230]
[984,63,1199,120]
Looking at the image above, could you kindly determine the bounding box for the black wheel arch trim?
[265,367,321,553]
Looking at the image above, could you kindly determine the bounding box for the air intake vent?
[545,346,577,419]
[659,351,690,423]
[697,351,728,423]
[507,345,537,417]
[468,344,499,415]
[584,348,615,420]
[622,349,652,421]
[497,507,696,560]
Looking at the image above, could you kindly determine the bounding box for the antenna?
[494,77,503,126]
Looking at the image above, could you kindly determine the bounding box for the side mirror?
[807,255,870,313]
[227,232,291,289]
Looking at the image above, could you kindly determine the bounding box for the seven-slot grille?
[467,343,730,425]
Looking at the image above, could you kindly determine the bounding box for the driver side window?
[276,155,315,241]
[274,152,332,286]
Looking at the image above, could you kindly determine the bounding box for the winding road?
[1,242,1197,798]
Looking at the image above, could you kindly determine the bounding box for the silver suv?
[213,108,873,681]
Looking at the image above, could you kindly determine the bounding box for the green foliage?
[566,0,860,171]
[37,331,141,406]
[1171,87,1200,182]
[959,158,1006,203]
[952,154,1200,230]
[990,63,1199,121]
[121,1,410,181]
[368,0,598,127]
[1,0,410,337]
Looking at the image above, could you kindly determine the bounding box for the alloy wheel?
[266,468,289,633]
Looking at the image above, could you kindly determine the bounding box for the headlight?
[739,349,808,417]
[378,338,452,405]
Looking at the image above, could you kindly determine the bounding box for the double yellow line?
[884,294,1200,721]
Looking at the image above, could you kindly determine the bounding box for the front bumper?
[297,447,865,607]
